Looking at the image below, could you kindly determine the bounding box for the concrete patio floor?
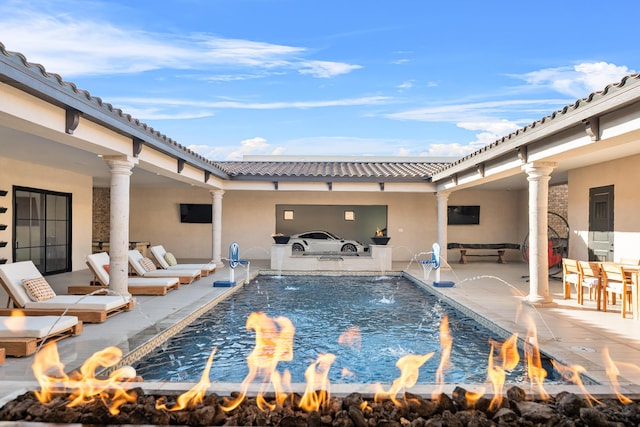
[0,258,638,405]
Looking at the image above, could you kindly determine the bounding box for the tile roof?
[212,161,447,181]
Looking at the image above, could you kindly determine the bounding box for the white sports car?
[288,230,366,253]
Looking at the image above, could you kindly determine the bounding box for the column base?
[523,295,557,308]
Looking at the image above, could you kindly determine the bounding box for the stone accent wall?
[549,183,568,223]
[92,187,110,241]
[548,183,569,255]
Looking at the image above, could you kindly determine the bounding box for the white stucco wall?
[0,156,93,271]
[446,189,528,263]
[129,186,528,263]
[568,153,640,261]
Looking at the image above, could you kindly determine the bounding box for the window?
[14,187,72,274]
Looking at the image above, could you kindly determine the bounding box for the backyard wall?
[127,186,527,263]
[568,153,640,261]
[0,155,93,271]
[446,189,528,263]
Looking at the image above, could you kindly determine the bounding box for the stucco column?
[211,189,224,265]
[523,161,557,305]
[104,155,138,296]
[436,191,450,265]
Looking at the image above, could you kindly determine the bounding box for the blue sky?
[1,0,638,160]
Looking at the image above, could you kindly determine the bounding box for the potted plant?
[272,233,290,244]
[371,227,390,245]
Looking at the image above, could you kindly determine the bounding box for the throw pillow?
[164,252,178,266]
[103,264,110,273]
[140,257,157,272]
[22,277,56,302]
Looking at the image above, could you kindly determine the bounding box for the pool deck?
[0,259,639,404]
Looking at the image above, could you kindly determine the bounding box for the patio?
[0,259,638,405]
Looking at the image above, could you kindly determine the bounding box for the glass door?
[14,187,71,274]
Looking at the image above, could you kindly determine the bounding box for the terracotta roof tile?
[212,161,447,181]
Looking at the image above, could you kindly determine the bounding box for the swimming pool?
[132,274,558,384]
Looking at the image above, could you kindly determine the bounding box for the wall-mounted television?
[448,205,480,225]
[179,203,212,223]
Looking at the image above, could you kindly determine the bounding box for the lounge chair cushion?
[140,257,157,272]
[22,277,56,302]
[164,252,177,266]
[0,315,78,338]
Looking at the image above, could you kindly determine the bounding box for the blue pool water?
[132,275,559,384]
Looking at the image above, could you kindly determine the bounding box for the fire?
[374,352,434,406]
[4,310,26,331]
[487,334,520,410]
[523,317,549,400]
[221,312,295,412]
[338,326,361,349]
[156,347,217,411]
[32,343,138,415]
[432,315,452,400]
[298,353,337,412]
[550,359,600,407]
[602,347,634,405]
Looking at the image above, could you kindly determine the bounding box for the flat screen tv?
[180,203,212,224]
[448,205,480,225]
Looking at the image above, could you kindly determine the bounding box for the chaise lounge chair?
[128,250,201,284]
[149,245,216,277]
[0,261,134,324]
[0,313,82,357]
[67,252,180,296]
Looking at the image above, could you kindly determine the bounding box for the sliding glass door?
[14,187,72,274]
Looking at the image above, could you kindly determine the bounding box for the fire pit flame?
[156,347,217,411]
[221,312,295,412]
[32,344,138,415]
[550,359,601,407]
[299,353,336,411]
[602,347,633,405]
[4,310,26,332]
[487,334,520,410]
[374,352,434,406]
[524,317,550,400]
[432,314,452,401]
[23,309,639,421]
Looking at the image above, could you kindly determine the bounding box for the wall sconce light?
[283,210,294,220]
[451,174,458,185]
[476,163,485,177]
[344,210,355,221]
[327,182,332,191]
[379,182,385,191]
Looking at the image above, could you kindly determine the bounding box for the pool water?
[133,275,558,384]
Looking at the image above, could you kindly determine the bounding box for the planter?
[0,242,7,248]
[0,190,6,197]
[272,235,291,244]
[0,225,6,230]
[0,207,6,213]
[371,236,390,245]
[0,259,6,264]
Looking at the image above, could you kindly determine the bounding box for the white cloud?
[514,62,635,98]
[0,3,361,79]
[112,96,392,119]
[226,137,270,160]
[297,60,363,78]
[397,80,414,90]
[385,99,567,123]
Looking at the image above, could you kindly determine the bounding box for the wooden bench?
[447,243,521,264]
